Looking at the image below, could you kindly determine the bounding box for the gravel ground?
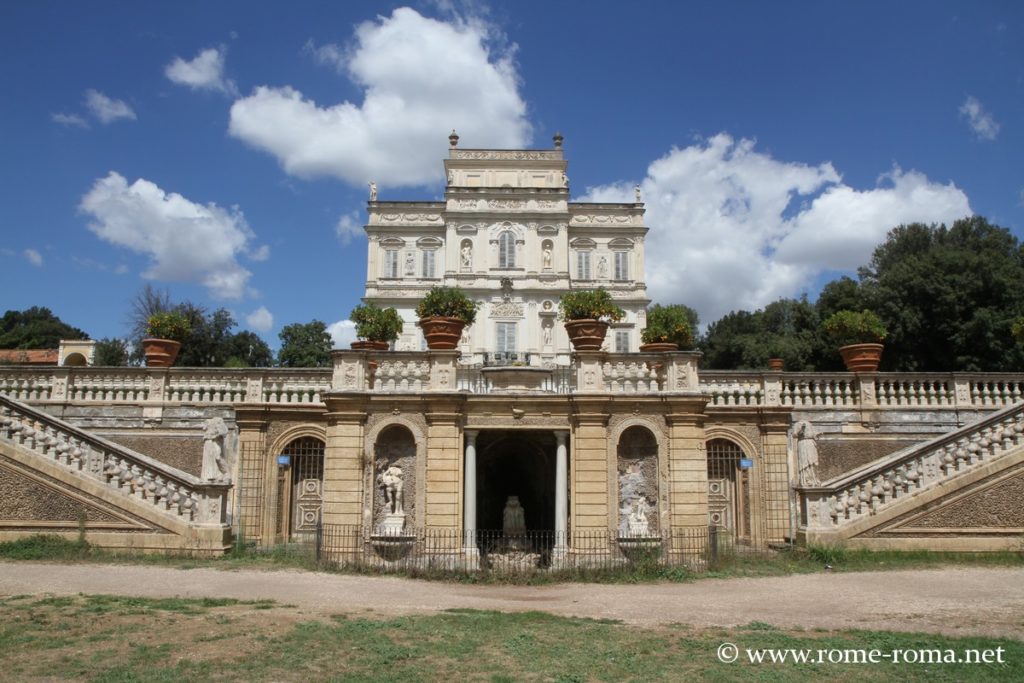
[2,561,1022,638]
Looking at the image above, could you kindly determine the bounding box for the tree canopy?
[0,307,88,349]
[278,320,333,368]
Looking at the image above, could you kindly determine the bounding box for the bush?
[558,288,625,323]
[350,303,404,342]
[415,286,478,325]
[641,304,694,347]
[145,311,191,342]
[821,309,887,346]
[0,534,91,560]
[1013,317,1024,345]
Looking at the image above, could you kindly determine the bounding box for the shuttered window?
[614,251,629,281]
[495,322,517,353]
[498,231,516,268]
[577,250,591,280]
[384,250,400,278]
[422,250,436,278]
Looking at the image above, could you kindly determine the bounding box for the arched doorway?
[706,438,752,541]
[276,436,324,541]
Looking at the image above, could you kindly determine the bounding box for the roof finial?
[449,129,459,148]
[553,131,563,149]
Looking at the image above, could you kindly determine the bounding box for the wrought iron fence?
[250,524,783,576]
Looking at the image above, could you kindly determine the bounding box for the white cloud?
[229,7,530,188]
[959,96,999,140]
[84,89,136,124]
[165,47,238,96]
[303,39,346,72]
[23,249,43,267]
[327,319,357,348]
[79,171,262,299]
[580,134,971,325]
[52,112,89,128]
[250,244,271,261]
[335,210,363,245]
[245,306,274,332]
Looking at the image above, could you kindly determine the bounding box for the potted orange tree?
[821,309,887,372]
[142,311,190,367]
[349,303,403,351]
[415,286,477,350]
[640,304,694,352]
[559,288,625,351]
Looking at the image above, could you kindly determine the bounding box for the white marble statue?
[461,243,472,269]
[201,417,230,481]
[378,463,404,514]
[795,421,820,487]
[503,495,526,536]
[634,184,642,203]
[368,181,377,201]
[597,256,608,279]
[627,497,652,536]
[543,323,552,346]
[542,245,552,269]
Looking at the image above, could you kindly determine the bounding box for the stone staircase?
[799,401,1024,550]
[0,394,231,554]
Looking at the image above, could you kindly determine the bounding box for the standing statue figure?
[368,181,377,201]
[201,417,230,482]
[561,171,569,187]
[542,244,552,269]
[543,322,552,346]
[447,170,454,185]
[461,243,472,269]
[378,463,404,514]
[634,184,642,203]
[795,421,820,487]
[627,497,652,536]
[597,255,608,279]
[502,495,527,537]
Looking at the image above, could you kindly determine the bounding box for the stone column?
[462,429,480,567]
[554,430,569,559]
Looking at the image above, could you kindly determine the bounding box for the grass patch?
[0,597,1019,681]
[0,534,91,561]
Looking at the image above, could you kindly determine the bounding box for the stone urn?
[141,338,181,368]
[419,316,466,350]
[564,319,609,351]
[838,343,883,372]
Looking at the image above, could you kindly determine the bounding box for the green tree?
[223,330,274,367]
[699,298,826,370]
[0,307,88,349]
[858,216,1024,371]
[278,320,333,368]
[93,337,129,366]
[176,306,237,367]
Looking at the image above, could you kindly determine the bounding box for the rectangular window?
[615,330,630,353]
[384,250,400,278]
[614,251,629,281]
[495,322,517,354]
[422,250,436,278]
[576,251,591,280]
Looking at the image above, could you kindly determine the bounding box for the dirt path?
[2,561,1022,638]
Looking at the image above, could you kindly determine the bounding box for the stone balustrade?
[0,393,229,526]
[799,401,1024,531]
[1,364,1021,406]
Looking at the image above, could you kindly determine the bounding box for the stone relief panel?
[616,426,660,536]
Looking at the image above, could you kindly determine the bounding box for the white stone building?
[363,132,649,365]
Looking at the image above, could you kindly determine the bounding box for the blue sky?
[1,1,1020,348]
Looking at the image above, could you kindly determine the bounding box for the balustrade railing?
[1,363,1022,406]
[800,402,1024,531]
[0,393,228,526]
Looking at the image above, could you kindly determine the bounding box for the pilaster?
[571,398,611,536]
[321,396,369,528]
[665,398,709,531]
[424,396,465,530]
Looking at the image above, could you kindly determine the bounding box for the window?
[615,330,630,352]
[614,251,629,281]
[498,231,516,268]
[384,249,400,278]
[495,322,517,354]
[576,250,591,280]
[422,250,436,278]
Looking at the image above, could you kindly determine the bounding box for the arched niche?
[616,425,660,536]
[372,424,418,528]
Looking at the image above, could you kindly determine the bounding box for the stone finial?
[449,129,459,147]
[553,131,563,149]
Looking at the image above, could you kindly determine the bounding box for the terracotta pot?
[564,319,609,351]
[350,340,390,351]
[639,342,679,352]
[419,316,466,350]
[142,338,181,368]
[767,358,784,371]
[838,343,884,372]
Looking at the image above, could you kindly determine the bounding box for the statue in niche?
[368,181,377,201]
[461,243,472,270]
[795,421,820,487]
[543,322,552,346]
[597,256,608,279]
[201,417,230,481]
[503,495,526,537]
[627,497,652,536]
[378,462,405,514]
[542,244,552,270]
[405,251,415,275]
